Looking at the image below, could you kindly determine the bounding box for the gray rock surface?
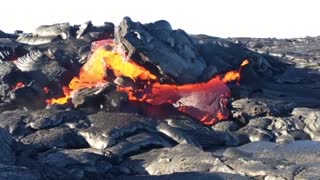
[21,127,89,150]
[122,143,236,175]
[0,164,41,180]
[212,120,241,132]
[292,108,320,141]
[0,62,21,84]
[0,109,30,139]
[117,172,250,180]
[223,141,320,179]
[79,112,157,149]
[0,128,16,165]
[229,36,320,71]
[77,21,114,42]
[25,109,86,130]
[15,50,49,72]
[0,41,27,61]
[38,148,113,179]
[33,23,72,39]
[16,34,61,45]
[122,141,320,179]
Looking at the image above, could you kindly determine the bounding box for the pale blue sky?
[1,0,319,38]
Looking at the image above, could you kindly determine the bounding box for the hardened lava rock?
[15,50,68,85]
[0,108,88,140]
[115,17,207,83]
[292,108,320,141]
[0,30,18,39]
[194,35,288,81]
[71,82,116,109]
[44,37,91,68]
[76,21,115,42]
[16,23,72,45]
[0,62,22,84]
[0,164,41,180]
[16,34,62,45]
[33,23,72,40]
[0,128,16,165]
[0,40,28,62]
[78,111,242,161]
[37,148,113,179]
[20,126,89,151]
[78,112,158,150]
[121,143,236,175]
[15,50,49,72]
[118,172,250,180]
[0,109,30,139]
[25,109,87,130]
[121,140,320,179]
[221,141,320,179]
[229,36,320,71]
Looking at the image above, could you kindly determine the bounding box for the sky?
[1,0,319,38]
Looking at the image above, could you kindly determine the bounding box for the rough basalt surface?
[0,17,319,179]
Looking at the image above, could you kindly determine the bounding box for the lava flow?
[118,59,249,125]
[47,40,249,125]
[46,40,156,105]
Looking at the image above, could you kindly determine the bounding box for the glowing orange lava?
[117,59,249,125]
[223,59,249,83]
[118,77,231,125]
[47,40,156,105]
[46,40,249,125]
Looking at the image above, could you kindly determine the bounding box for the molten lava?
[47,40,156,105]
[119,77,231,125]
[117,60,249,125]
[223,59,249,83]
[43,86,50,94]
[12,82,25,90]
[47,40,249,125]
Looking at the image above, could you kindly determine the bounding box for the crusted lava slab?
[115,17,207,83]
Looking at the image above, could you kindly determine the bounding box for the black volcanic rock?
[0,40,28,61]
[115,17,207,83]
[193,35,289,82]
[222,141,320,179]
[0,164,41,180]
[0,62,21,84]
[117,172,250,180]
[0,109,30,139]
[79,112,157,149]
[21,127,89,151]
[0,30,18,39]
[15,50,49,72]
[0,128,16,165]
[37,148,113,179]
[122,143,235,175]
[77,21,114,42]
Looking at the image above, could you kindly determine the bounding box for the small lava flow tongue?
[47,40,249,125]
[119,77,231,125]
